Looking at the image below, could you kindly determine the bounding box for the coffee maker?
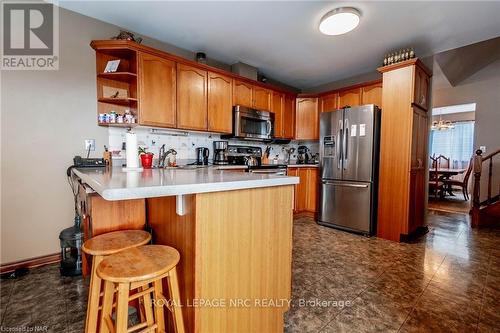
[213,141,228,165]
[297,145,311,164]
[196,147,209,165]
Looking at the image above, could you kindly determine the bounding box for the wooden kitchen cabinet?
[361,82,382,108]
[272,92,284,138]
[296,168,308,212]
[233,80,272,111]
[176,64,208,130]
[377,58,431,242]
[413,65,430,110]
[253,86,272,111]
[233,80,254,107]
[92,41,298,133]
[283,95,295,139]
[208,71,233,133]
[289,167,318,214]
[305,168,318,212]
[320,92,338,112]
[295,98,319,140]
[338,87,361,108]
[138,52,176,128]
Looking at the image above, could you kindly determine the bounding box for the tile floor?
[0,210,498,332]
[428,190,471,214]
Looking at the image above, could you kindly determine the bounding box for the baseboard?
[400,226,429,243]
[0,253,60,274]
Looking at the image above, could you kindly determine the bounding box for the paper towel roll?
[125,131,139,169]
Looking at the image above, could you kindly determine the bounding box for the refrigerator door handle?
[322,181,369,188]
[343,119,349,170]
[337,120,343,170]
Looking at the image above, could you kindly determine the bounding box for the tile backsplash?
[108,127,319,164]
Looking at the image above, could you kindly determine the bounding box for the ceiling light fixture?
[319,7,361,36]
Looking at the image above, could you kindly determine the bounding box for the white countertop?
[73,166,299,201]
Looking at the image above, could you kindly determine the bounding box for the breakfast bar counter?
[74,166,298,333]
[73,166,297,200]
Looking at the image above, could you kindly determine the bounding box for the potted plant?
[138,147,154,169]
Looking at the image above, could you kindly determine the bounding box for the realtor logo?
[1,1,59,70]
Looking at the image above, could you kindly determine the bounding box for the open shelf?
[97,72,137,82]
[98,97,138,106]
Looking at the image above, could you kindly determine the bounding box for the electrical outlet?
[480,146,486,153]
[85,139,96,151]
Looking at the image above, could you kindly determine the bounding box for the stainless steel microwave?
[232,105,274,140]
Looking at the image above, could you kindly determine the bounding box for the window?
[430,121,474,168]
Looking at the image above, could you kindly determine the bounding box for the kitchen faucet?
[158,145,177,168]
[282,147,295,164]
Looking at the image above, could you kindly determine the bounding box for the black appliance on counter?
[227,145,287,175]
[297,145,311,164]
[59,215,83,276]
[196,147,209,165]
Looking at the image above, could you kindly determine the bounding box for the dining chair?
[436,155,450,169]
[443,157,473,200]
[429,155,438,180]
[429,161,444,198]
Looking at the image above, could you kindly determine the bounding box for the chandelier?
[431,115,455,131]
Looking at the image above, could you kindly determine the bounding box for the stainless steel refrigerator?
[318,105,381,235]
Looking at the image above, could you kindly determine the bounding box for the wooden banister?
[481,148,500,161]
[471,149,483,227]
[471,147,500,227]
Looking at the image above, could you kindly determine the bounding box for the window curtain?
[429,121,474,168]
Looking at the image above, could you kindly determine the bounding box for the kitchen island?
[74,167,299,333]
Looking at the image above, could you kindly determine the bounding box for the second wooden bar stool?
[82,230,151,333]
[97,245,185,333]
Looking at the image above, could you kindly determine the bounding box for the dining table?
[432,168,466,196]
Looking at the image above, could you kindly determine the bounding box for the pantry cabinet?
[176,64,208,131]
[377,58,431,242]
[138,52,176,128]
[208,72,233,133]
[295,98,319,140]
[413,66,430,110]
[338,87,361,108]
[289,167,318,214]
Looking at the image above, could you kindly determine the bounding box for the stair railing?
[471,148,500,227]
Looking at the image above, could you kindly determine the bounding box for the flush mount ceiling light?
[319,7,361,35]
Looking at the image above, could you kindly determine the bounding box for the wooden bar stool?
[97,245,185,333]
[82,230,151,333]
